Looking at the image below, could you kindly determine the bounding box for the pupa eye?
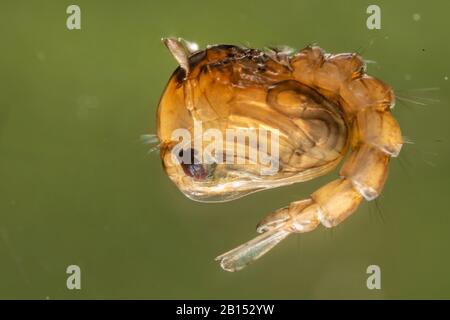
[177,149,207,180]
[182,163,208,180]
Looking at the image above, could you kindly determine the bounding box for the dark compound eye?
[182,163,208,181]
[177,148,208,181]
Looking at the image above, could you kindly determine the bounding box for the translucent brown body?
[156,39,403,272]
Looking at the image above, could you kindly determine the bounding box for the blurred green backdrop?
[0,0,449,299]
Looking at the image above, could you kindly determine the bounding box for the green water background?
[0,0,449,299]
